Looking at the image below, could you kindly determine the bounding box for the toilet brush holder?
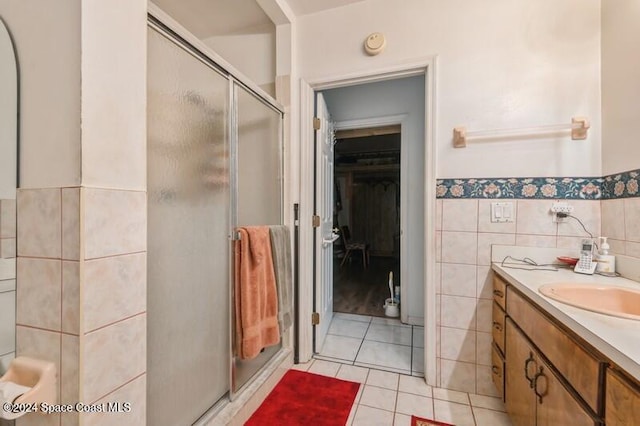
[384,298,399,317]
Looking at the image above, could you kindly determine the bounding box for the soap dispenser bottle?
[596,237,616,274]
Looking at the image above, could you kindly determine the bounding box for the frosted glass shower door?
[147,27,230,426]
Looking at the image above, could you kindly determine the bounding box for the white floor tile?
[335,312,373,323]
[337,365,370,384]
[365,323,413,346]
[469,393,506,412]
[356,340,412,372]
[371,317,410,327]
[433,387,470,405]
[359,385,398,412]
[412,347,425,374]
[395,393,434,419]
[307,359,341,377]
[352,405,395,426]
[473,407,513,426]
[366,369,400,390]
[290,361,312,371]
[398,375,432,397]
[346,399,359,425]
[393,413,412,426]
[318,334,362,361]
[433,399,475,426]
[329,318,371,339]
[412,326,425,348]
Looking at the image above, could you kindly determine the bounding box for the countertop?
[491,261,640,381]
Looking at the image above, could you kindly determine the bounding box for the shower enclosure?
[147,15,284,426]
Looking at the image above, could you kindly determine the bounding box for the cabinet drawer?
[491,342,505,400]
[492,301,505,354]
[507,286,601,412]
[606,368,640,425]
[492,275,507,310]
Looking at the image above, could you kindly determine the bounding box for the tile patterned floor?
[291,359,512,426]
[314,313,423,376]
[294,314,512,425]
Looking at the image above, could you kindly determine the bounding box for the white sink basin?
[538,283,640,321]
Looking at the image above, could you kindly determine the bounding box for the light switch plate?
[491,202,514,223]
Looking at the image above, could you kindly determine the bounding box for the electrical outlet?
[550,202,573,214]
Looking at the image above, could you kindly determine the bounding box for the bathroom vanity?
[491,258,640,425]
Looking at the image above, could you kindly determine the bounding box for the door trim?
[298,56,438,386]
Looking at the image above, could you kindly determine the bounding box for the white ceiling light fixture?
[364,32,386,56]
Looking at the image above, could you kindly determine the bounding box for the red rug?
[245,370,360,426]
[411,415,455,426]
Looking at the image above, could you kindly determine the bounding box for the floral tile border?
[436,177,603,199]
[436,168,640,199]
[602,169,640,199]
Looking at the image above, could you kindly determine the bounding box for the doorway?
[298,58,437,385]
[333,129,401,318]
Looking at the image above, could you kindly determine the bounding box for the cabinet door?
[606,369,640,425]
[535,357,597,426]
[505,319,536,426]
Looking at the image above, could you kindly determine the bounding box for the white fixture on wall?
[550,201,573,223]
[491,202,514,223]
[364,32,386,55]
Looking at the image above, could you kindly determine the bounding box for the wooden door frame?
[298,56,438,386]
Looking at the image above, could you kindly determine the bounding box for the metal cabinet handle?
[493,289,504,298]
[533,367,548,404]
[524,352,537,388]
[492,321,503,331]
[492,365,502,377]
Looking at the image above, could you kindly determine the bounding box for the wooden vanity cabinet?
[606,368,640,425]
[505,319,597,426]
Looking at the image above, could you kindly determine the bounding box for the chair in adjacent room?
[340,225,369,269]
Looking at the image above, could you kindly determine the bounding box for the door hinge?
[312,215,320,227]
[311,312,320,325]
[313,117,321,130]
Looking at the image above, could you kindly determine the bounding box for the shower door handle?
[322,233,340,247]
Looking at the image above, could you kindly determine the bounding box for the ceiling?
[152,0,368,39]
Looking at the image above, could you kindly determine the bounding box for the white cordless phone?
[574,239,597,275]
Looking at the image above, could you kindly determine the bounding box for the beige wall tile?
[440,359,476,394]
[557,200,600,238]
[608,238,625,255]
[624,198,640,242]
[476,332,492,367]
[441,263,476,297]
[601,199,625,240]
[557,236,585,251]
[83,314,145,403]
[61,334,79,405]
[17,189,62,258]
[62,261,80,335]
[516,200,556,236]
[476,299,493,333]
[515,234,556,248]
[83,253,146,332]
[16,326,61,387]
[16,411,60,426]
[62,188,81,261]
[440,327,476,363]
[626,241,640,259]
[82,374,146,426]
[478,200,516,234]
[0,199,16,238]
[442,200,478,232]
[17,258,61,331]
[435,262,442,294]
[441,232,477,265]
[476,365,499,397]
[435,199,442,231]
[477,233,516,266]
[440,295,477,330]
[435,230,442,262]
[476,267,492,300]
[83,188,146,259]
